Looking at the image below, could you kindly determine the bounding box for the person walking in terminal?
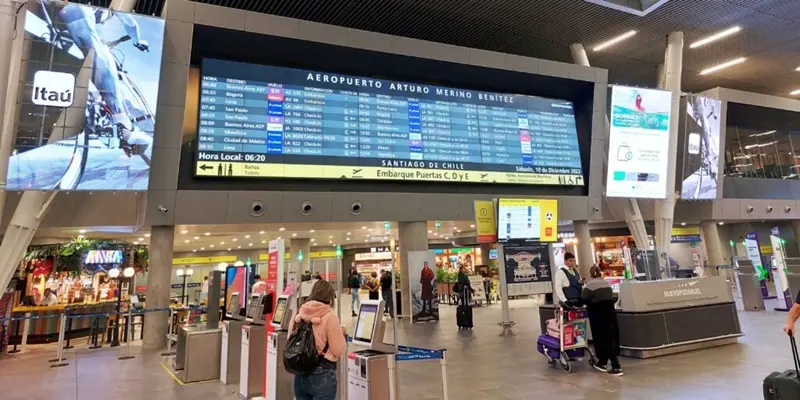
[782,289,800,335]
[367,271,380,300]
[380,270,394,316]
[347,268,361,317]
[288,280,347,400]
[555,252,583,305]
[582,266,623,376]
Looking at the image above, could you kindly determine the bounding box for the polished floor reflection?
[0,298,787,400]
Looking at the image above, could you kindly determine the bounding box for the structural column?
[479,243,493,267]
[398,221,428,318]
[700,221,727,266]
[142,225,174,350]
[289,238,311,276]
[654,31,684,275]
[791,221,800,259]
[572,220,593,277]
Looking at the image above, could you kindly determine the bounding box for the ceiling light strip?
[699,57,746,75]
[592,30,637,52]
[689,26,741,49]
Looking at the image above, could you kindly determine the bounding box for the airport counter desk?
[538,276,743,358]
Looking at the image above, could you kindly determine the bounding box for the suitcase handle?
[790,334,800,376]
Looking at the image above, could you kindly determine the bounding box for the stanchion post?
[88,315,102,349]
[63,313,74,349]
[161,309,175,356]
[119,306,135,360]
[20,312,31,353]
[7,317,21,354]
[50,314,69,367]
[440,351,449,400]
[387,353,397,400]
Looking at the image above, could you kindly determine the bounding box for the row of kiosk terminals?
[169,269,397,399]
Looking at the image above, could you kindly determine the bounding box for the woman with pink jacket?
[288,280,347,399]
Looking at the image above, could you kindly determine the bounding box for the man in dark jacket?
[380,270,394,316]
[581,266,623,376]
[347,269,361,317]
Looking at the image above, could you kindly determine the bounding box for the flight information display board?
[195,59,584,186]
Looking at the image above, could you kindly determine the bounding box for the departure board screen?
[195,58,584,186]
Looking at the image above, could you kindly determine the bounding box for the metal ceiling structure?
[153,0,799,98]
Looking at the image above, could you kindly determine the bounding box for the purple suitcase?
[537,334,585,360]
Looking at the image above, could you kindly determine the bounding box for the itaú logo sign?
[31,71,75,107]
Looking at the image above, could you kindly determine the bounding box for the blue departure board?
[195,58,584,186]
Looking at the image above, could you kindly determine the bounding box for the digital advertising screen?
[680,95,721,200]
[496,198,558,242]
[9,0,165,190]
[606,85,673,199]
[195,58,584,186]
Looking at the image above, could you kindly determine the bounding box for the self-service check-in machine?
[347,300,396,400]
[265,295,296,400]
[220,292,245,385]
[239,292,272,399]
[736,258,767,311]
[173,271,223,383]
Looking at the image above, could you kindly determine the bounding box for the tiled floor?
[0,297,792,400]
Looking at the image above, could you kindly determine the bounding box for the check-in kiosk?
[737,258,766,311]
[347,300,396,400]
[239,293,272,399]
[265,295,296,400]
[220,292,245,385]
[173,271,223,383]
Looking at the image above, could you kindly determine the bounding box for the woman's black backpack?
[283,321,328,375]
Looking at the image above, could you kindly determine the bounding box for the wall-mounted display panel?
[195,58,584,186]
[496,198,558,243]
[680,95,721,200]
[606,86,673,199]
[9,0,165,190]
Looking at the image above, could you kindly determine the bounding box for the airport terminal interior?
[5,0,800,399]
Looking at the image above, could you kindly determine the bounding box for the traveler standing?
[380,270,394,316]
[367,271,380,300]
[581,266,623,376]
[288,280,347,400]
[347,269,361,317]
[455,265,473,304]
[555,252,583,305]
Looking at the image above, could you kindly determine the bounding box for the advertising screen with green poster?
[606,85,673,199]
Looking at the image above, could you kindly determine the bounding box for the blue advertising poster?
[8,0,165,190]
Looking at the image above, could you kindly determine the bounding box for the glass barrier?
[724,127,799,179]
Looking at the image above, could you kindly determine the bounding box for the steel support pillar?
[0,0,138,292]
[653,31,684,276]
[568,43,649,248]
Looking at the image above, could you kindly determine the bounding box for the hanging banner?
[503,243,552,296]
[744,232,772,299]
[408,251,439,323]
[473,200,497,243]
[606,85,673,199]
[680,95,722,200]
[496,198,558,242]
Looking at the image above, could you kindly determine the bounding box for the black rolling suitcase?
[764,335,800,399]
[456,287,473,329]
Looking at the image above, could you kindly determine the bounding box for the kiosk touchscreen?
[347,300,396,400]
[245,294,262,323]
[226,292,243,320]
[352,300,393,353]
[271,295,291,330]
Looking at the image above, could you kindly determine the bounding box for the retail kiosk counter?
[9,302,116,344]
[539,277,742,358]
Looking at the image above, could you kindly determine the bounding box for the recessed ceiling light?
[457,229,462,233]
[346,238,350,241]
[292,233,298,237]
[699,57,746,75]
[78,229,86,234]
[139,237,145,241]
[259,230,266,234]
[193,236,199,240]
[237,246,241,249]
[200,247,205,250]
[192,249,197,253]
[592,30,637,52]
[680,222,687,226]
[233,238,238,242]
[791,89,800,96]
[204,232,210,236]
[220,241,225,245]
[328,240,333,244]
[279,227,285,231]
[227,248,232,251]
[248,243,253,246]
[428,230,432,234]
[78,234,85,239]
[276,237,281,240]
[311,238,316,242]
[690,26,741,49]
[361,226,367,230]
[181,230,188,234]
[329,235,333,238]
[144,233,151,238]
[262,240,266,243]
[244,235,250,239]
[184,240,190,243]
[796,66,800,72]
[310,230,315,233]
[347,232,351,235]
[750,130,776,137]
[718,221,725,225]
[470,224,475,228]
[210,245,215,248]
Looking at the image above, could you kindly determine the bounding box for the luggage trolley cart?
[536,304,596,373]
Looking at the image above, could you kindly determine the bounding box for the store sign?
[662,280,702,298]
[172,255,236,265]
[84,249,123,264]
[606,85,673,199]
[31,71,75,107]
[473,200,497,243]
[680,95,722,200]
[670,228,702,243]
[496,198,558,242]
[355,252,392,261]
